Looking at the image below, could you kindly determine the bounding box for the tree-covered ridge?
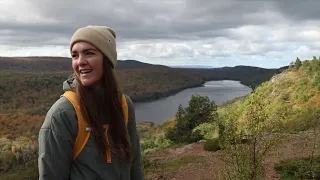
[218,56,320,133]
[0,56,283,90]
[0,57,169,72]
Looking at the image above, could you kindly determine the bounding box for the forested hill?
[219,56,320,133]
[0,56,168,72]
[0,56,285,89]
[209,65,287,89]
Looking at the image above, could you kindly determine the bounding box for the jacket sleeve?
[126,95,144,180]
[38,107,75,180]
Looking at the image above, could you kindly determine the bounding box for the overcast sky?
[1,0,320,68]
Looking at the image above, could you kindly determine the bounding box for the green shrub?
[274,156,320,180]
[293,57,302,70]
[280,92,290,102]
[0,139,38,172]
[189,130,204,143]
[218,91,284,180]
[285,107,320,133]
[203,138,221,152]
[193,122,219,139]
[0,163,38,180]
[165,126,203,144]
[0,151,16,168]
[314,72,320,91]
[140,132,172,153]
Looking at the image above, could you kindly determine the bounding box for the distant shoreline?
[133,79,252,126]
[131,79,251,104]
[129,79,206,103]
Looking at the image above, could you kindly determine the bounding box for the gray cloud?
[270,0,320,21]
[0,0,288,45]
[1,0,320,68]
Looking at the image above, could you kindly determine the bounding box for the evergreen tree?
[294,57,302,70]
[313,56,317,61]
[165,94,218,143]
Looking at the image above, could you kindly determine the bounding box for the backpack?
[61,90,129,163]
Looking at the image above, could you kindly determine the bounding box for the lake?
[133,80,252,125]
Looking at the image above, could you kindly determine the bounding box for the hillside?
[0,56,284,89]
[206,65,284,89]
[0,57,318,179]
[0,56,168,72]
[218,57,320,133]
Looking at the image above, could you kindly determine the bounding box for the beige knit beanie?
[70,25,117,68]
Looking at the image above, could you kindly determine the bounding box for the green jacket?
[38,78,144,180]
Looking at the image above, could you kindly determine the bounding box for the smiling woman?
[37,25,144,180]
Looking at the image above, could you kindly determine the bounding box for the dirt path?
[144,130,319,180]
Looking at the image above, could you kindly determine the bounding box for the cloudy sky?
[1,0,320,68]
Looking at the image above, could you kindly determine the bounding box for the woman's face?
[71,41,104,87]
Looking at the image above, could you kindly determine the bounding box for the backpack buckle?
[85,127,92,132]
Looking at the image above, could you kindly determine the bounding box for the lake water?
[133,80,252,125]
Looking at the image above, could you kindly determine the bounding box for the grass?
[0,161,38,180]
[274,156,320,180]
[143,154,206,179]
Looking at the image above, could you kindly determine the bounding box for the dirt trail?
[145,130,320,180]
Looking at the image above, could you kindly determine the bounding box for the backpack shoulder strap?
[61,90,90,160]
[61,91,129,161]
[122,94,129,126]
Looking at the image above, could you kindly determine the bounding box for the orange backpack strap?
[61,90,90,160]
[122,94,129,126]
[61,91,129,161]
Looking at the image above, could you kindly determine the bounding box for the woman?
[38,25,144,180]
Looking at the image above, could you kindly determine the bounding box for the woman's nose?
[77,55,87,66]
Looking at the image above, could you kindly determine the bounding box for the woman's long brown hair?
[74,56,131,163]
